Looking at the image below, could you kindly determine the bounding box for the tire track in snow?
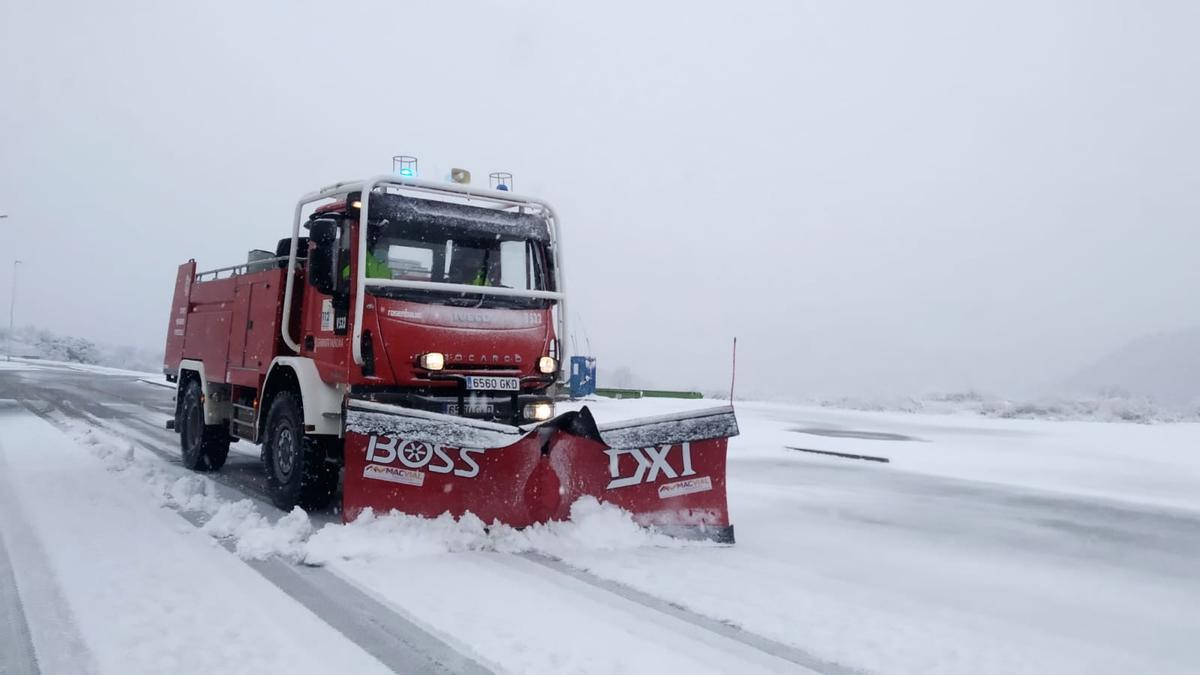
[32,395,284,512]
[0,403,97,675]
[0,471,41,675]
[514,553,864,675]
[4,380,492,675]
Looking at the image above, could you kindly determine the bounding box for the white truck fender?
[262,357,344,437]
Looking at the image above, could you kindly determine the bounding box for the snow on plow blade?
[343,400,740,542]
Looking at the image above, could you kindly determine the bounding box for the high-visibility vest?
[341,254,391,280]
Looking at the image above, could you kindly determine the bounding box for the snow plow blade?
[342,401,739,543]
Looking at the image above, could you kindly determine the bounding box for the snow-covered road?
[2,360,1199,674]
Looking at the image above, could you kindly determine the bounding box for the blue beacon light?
[489,171,513,192]
[392,155,418,178]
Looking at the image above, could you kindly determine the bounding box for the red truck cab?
[294,187,562,423]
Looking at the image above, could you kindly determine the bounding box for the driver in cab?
[448,248,501,287]
[342,222,392,280]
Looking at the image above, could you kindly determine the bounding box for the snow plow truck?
[163,174,738,541]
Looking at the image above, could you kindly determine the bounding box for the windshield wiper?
[444,295,485,307]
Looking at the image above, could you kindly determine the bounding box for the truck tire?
[262,391,337,510]
[179,380,230,471]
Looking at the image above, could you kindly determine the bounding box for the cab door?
[300,220,351,384]
[242,275,283,372]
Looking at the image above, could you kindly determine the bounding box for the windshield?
[356,218,553,309]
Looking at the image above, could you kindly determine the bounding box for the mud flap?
[343,400,739,542]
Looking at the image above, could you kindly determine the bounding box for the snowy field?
[2,359,1199,674]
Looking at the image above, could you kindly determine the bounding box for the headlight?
[537,356,557,374]
[523,402,554,421]
[418,352,445,371]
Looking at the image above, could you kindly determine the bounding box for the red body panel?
[162,264,287,387]
[344,432,545,525]
[162,261,196,374]
[341,405,737,539]
[295,270,349,386]
[164,258,556,397]
[343,431,731,529]
[548,434,730,529]
[368,299,553,385]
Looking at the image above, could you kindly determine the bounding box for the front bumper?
[349,387,553,426]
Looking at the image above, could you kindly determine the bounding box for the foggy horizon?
[2,0,1197,399]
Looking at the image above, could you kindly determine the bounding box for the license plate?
[446,402,496,415]
[465,376,519,392]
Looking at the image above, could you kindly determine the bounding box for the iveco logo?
[451,312,492,324]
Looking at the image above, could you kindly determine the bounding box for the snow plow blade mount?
[343,401,739,543]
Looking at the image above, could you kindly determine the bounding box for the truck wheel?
[262,391,337,510]
[179,380,231,471]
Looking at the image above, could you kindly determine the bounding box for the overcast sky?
[1,0,1197,398]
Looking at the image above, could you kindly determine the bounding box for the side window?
[499,240,526,289]
[445,242,487,285]
[386,244,434,280]
[333,224,350,289]
[525,241,551,291]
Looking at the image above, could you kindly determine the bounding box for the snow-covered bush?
[813,389,1198,424]
[35,332,100,364]
[1,324,162,371]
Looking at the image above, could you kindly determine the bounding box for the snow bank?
[66,421,690,566]
[70,424,315,560]
[198,491,694,565]
[514,496,696,555]
[217,505,313,560]
[304,497,696,566]
[72,424,223,512]
[78,427,136,471]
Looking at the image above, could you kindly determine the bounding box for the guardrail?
[594,388,704,400]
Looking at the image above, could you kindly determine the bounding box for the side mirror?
[306,218,340,294]
[309,218,338,244]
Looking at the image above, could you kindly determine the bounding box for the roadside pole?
[7,259,19,362]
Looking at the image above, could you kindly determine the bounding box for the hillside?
[1057,327,1200,405]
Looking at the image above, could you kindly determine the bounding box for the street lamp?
[3,215,16,360]
[6,260,20,362]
